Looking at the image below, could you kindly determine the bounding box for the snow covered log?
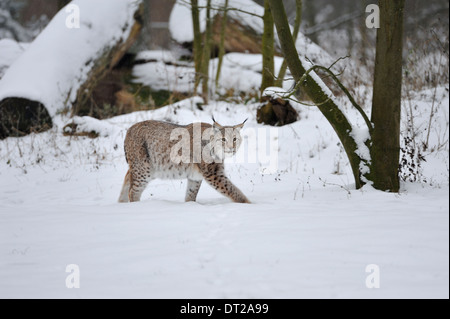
[0,0,143,139]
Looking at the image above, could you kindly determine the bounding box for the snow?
[0,86,448,298]
[133,59,197,93]
[133,52,286,94]
[212,53,286,94]
[262,86,290,99]
[135,50,180,64]
[169,0,201,44]
[69,116,117,138]
[350,127,371,161]
[0,39,29,79]
[0,0,448,299]
[0,0,142,117]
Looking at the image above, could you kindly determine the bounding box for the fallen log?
[0,0,143,139]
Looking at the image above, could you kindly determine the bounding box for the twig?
[178,0,263,19]
[318,177,352,196]
[303,10,363,36]
[425,50,444,148]
[293,64,373,132]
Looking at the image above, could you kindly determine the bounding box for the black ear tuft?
[212,116,223,129]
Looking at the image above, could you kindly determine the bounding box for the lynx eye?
[222,137,226,142]
[233,137,237,142]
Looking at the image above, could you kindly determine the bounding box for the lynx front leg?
[185,179,202,202]
[202,164,250,203]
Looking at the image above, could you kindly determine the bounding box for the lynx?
[118,118,250,203]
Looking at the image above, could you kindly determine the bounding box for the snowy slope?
[0,86,448,298]
[0,0,141,117]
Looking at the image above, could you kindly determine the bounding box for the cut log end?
[0,98,53,139]
[257,97,299,126]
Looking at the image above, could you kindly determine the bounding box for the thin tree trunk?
[276,0,302,87]
[260,0,275,96]
[268,0,368,189]
[358,8,369,67]
[370,0,405,191]
[215,0,229,88]
[200,0,212,103]
[304,1,318,43]
[191,0,203,93]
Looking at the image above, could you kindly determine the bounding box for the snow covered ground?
[0,85,448,298]
[0,0,448,298]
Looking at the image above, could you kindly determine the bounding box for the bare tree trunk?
[269,0,405,192]
[268,0,368,189]
[369,0,405,192]
[200,0,213,103]
[260,0,275,96]
[276,0,302,87]
[215,0,229,88]
[358,9,369,67]
[191,0,203,93]
[303,0,318,43]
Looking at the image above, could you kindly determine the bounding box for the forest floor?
[0,83,448,298]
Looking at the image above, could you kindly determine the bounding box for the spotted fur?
[118,119,250,203]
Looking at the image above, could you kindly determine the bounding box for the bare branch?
[178,0,263,19]
[303,10,362,36]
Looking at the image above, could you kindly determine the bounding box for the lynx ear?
[234,118,248,130]
[212,116,223,131]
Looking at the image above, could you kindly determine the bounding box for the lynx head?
[209,117,247,161]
